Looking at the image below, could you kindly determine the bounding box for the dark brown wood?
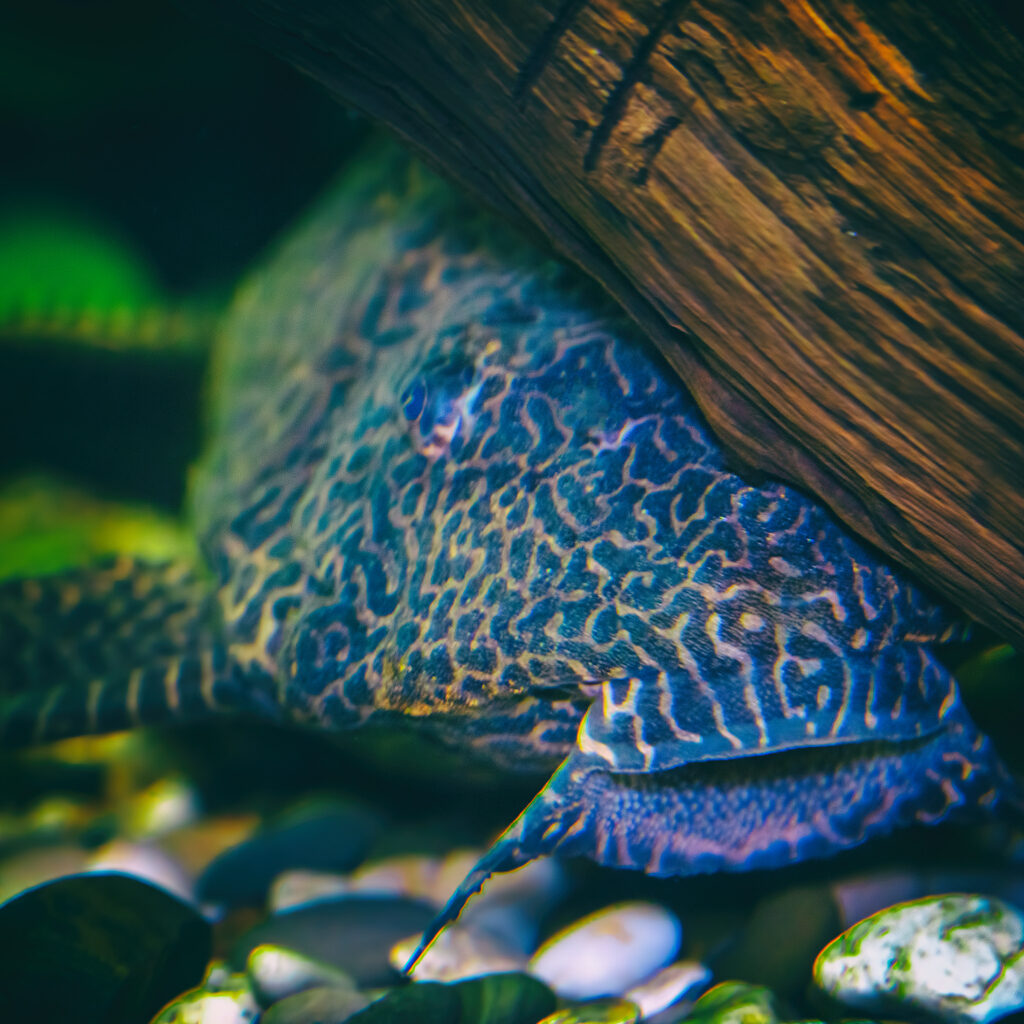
[188,0,1024,642]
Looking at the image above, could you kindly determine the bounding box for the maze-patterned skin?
[0,139,1016,950]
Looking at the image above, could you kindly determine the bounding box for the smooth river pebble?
[246,943,358,1006]
[530,902,682,1000]
[392,920,527,981]
[87,840,194,904]
[198,798,378,907]
[624,961,712,1019]
[268,869,351,913]
[260,985,370,1024]
[231,893,436,986]
[814,893,1024,1024]
[154,992,256,1024]
[682,982,781,1024]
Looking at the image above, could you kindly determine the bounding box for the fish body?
[1,140,1016,947]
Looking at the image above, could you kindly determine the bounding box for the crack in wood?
[584,0,693,173]
[633,114,682,184]
[514,0,591,102]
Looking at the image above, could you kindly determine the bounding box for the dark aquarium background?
[0,0,365,510]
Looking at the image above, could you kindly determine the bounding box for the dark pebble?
[261,985,371,1024]
[263,972,559,1024]
[0,872,211,1024]
[197,797,379,907]
[261,971,556,1024]
[713,882,842,1000]
[347,983,460,1023]
[231,894,436,986]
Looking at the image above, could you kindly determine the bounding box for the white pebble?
[431,850,566,952]
[529,901,682,1000]
[87,840,194,904]
[625,961,712,1019]
[348,854,440,900]
[155,992,255,1024]
[814,893,1024,1024]
[267,869,350,912]
[0,845,89,904]
[391,921,527,982]
[431,848,481,906]
[435,850,564,913]
[462,903,538,953]
[246,943,355,1005]
[191,994,249,1024]
[121,777,200,838]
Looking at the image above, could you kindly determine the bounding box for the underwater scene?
[1,1,1023,1022]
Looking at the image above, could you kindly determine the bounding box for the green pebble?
[538,997,640,1024]
[682,981,782,1024]
[260,984,371,1024]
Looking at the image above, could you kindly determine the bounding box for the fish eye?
[400,378,426,421]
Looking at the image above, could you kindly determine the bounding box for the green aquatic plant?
[0,204,218,354]
[0,476,193,582]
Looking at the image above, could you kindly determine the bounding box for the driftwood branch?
[189,0,1024,642]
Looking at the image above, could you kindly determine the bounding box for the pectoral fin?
[0,558,255,746]
[407,704,1019,971]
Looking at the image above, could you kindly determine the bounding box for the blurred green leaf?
[0,205,161,318]
[0,475,193,581]
[0,205,218,353]
[453,973,557,1024]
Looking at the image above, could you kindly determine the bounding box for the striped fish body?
[2,140,1017,949]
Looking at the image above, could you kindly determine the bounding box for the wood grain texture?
[188,0,1024,641]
